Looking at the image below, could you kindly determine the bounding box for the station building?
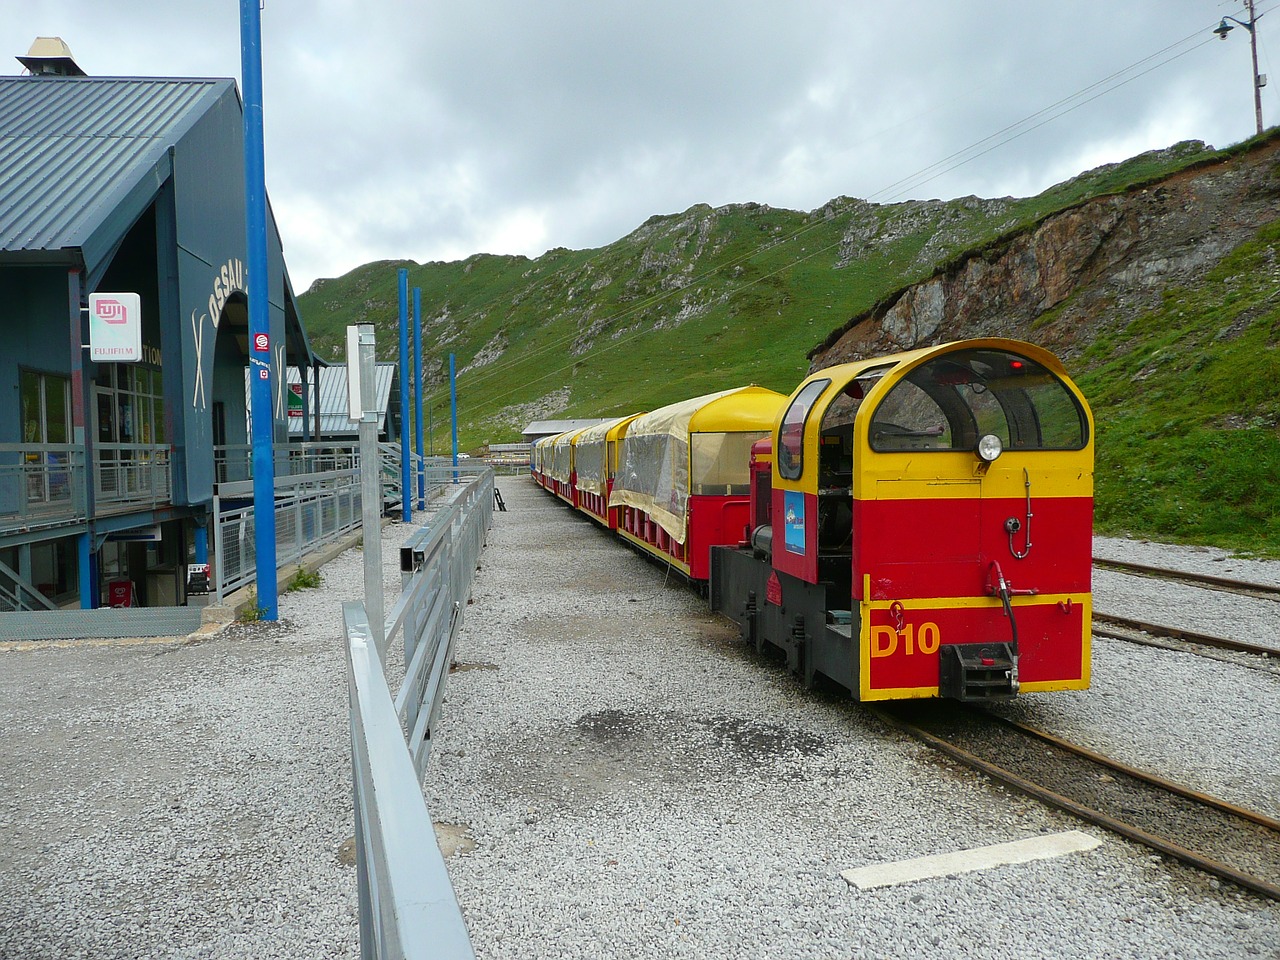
[0,39,319,610]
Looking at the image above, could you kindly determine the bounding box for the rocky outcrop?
[810,137,1280,369]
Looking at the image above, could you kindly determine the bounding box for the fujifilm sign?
[88,292,142,362]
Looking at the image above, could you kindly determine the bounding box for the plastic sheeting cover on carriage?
[546,428,586,485]
[573,413,642,497]
[609,386,786,545]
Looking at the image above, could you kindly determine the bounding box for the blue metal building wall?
[0,267,70,517]
[170,83,291,506]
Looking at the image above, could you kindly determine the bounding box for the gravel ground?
[0,522,421,960]
[430,481,1279,960]
[1094,535,1280,590]
[3,492,1277,960]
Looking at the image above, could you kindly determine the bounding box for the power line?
[423,15,1248,413]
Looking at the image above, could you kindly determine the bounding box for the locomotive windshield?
[776,379,829,480]
[868,348,1088,452]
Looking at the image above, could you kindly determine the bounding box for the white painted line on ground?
[841,830,1103,890]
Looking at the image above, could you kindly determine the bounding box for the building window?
[96,364,164,445]
[20,370,70,445]
[19,370,72,506]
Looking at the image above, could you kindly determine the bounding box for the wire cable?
[418,13,1261,414]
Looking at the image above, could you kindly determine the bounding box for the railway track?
[1091,557,1280,660]
[1093,557,1280,602]
[873,702,1280,901]
[1091,612,1280,661]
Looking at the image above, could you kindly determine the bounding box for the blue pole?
[450,352,458,482]
[78,532,94,609]
[398,268,411,521]
[240,0,277,620]
[413,286,424,509]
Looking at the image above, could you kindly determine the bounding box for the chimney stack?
[17,37,86,77]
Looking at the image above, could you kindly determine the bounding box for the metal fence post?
[350,324,384,650]
[213,492,224,603]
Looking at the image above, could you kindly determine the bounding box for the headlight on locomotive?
[977,434,1004,462]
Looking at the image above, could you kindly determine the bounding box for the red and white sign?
[107,579,135,608]
[252,332,270,352]
[88,292,142,362]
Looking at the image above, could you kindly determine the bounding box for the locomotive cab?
[712,338,1094,702]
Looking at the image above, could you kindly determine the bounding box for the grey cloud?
[6,0,1272,288]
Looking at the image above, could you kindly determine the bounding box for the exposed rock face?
[810,139,1280,369]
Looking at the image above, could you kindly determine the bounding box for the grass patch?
[287,567,322,591]
[238,592,268,622]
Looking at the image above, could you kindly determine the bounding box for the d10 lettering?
[870,622,941,658]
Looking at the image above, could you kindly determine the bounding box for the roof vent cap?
[17,36,86,77]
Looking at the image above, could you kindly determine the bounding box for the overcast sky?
[7,2,1278,292]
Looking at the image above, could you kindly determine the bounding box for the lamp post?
[1214,1,1266,137]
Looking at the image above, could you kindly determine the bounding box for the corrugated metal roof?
[0,76,226,259]
[284,363,398,437]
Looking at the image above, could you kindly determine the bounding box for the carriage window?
[870,349,1087,452]
[776,379,829,480]
[691,431,770,494]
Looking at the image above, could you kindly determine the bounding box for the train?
[530,338,1094,703]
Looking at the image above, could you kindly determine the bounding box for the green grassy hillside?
[1078,217,1280,553]
[298,142,1218,442]
[298,138,1280,555]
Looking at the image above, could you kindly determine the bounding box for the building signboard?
[88,292,142,362]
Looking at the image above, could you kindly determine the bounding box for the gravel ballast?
[3,487,1278,958]
[429,482,1279,959]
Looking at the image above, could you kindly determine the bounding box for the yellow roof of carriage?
[625,385,784,440]
[611,385,786,542]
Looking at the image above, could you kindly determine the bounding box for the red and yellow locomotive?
[532,338,1094,703]
[712,338,1093,701]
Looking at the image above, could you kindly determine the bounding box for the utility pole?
[1215,0,1266,136]
[1248,0,1265,137]
[240,0,277,619]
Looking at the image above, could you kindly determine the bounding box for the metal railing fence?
[214,442,360,485]
[343,470,493,960]
[213,468,363,602]
[210,444,465,602]
[94,443,171,512]
[0,443,86,535]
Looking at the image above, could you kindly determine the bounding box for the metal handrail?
[214,442,360,484]
[343,470,493,959]
[94,443,171,511]
[0,443,87,534]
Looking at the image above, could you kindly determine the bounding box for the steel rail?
[984,712,1280,830]
[871,705,1280,902]
[1092,611,1280,660]
[1093,558,1280,601]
